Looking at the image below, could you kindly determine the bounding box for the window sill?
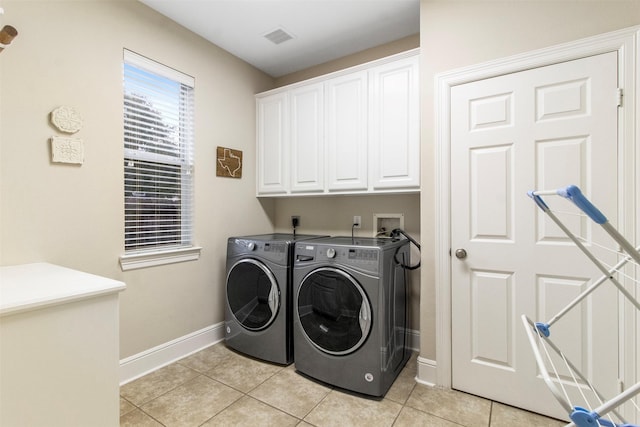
[119,246,202,271]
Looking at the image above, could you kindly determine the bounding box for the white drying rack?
[524,185,640,427]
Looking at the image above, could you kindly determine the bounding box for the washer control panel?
[295,243,380,273]
[347,248,378,262]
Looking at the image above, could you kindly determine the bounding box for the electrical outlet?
[353,215,361,228]
[291,216,300,227]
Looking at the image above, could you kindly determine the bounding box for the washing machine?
[292,236,411,396]
[225,233,326,365]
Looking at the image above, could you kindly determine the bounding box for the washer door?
[227,259,279,331]
[297,267,372,355]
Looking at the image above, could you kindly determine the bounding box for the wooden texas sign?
[216,146,243,178]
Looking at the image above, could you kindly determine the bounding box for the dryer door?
[227,259,279,331]
[297,267,372,355]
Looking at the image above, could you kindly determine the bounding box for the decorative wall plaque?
[51,136,84,164]
[216,146,242,178]
[50,106,83,134]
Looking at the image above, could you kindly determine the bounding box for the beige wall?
[419,0,640,360]
[0,0,275,358]
[275,34,420,87]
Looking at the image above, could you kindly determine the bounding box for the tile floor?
[120,343,566,427]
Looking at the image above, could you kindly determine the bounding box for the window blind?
[123,50,195,252]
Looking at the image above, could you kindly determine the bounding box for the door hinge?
[616,88,623,107]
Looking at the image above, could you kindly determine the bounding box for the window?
[121,50,198,269]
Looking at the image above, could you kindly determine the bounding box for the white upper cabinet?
[369,55,420,190]
[326,70,368,192]
[256,49,419,197]
[290,83,325,193]
[256,91,288,194]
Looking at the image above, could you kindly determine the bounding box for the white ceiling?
[139,0,420,78]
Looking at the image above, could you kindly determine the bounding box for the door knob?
[455,248,467,259]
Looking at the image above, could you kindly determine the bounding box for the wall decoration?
[216,146,243,178]
[51,136,84,164]
[0,24,18,53]
[50,106,83,134]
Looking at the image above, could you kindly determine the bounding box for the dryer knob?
[247,242,256,251]
[326,248,336,258]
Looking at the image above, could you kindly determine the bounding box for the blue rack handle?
[556,185,608,225]
[570,406,639,427]
[534,322,550,337]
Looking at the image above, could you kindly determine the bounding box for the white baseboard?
[119,322,225,385]
[119,324,422,386]
[415,356,437,387]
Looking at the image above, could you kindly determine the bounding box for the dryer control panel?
[228,238,288,264]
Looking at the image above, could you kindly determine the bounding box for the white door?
[256,92,288,195]
[326,70,368,192]
[450,52,620,419]
[290,83,324,193]
[369,55,420,190]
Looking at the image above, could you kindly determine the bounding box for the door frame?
[433,26,639,397]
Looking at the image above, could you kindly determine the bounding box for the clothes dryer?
[225,233,325,365]
[292,236,411,396]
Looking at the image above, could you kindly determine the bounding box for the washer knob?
[247,242,256,251]
[326,248,336,258]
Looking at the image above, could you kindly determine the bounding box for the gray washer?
[293,236,411,396]
[225,233,326,365]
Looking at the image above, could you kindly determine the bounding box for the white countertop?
[0,263,126,316]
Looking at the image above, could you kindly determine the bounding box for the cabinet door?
[369,55,420,190]
[256,92,288,194]
[326,71,368,191]
[290,83,325,193]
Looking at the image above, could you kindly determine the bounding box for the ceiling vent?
[263,27,294,45]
